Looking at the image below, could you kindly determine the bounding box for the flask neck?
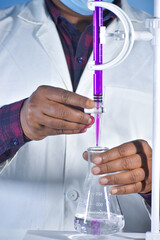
[87,146,108,178]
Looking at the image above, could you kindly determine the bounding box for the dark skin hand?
[83,140,152,195]
[20,2,95,140]
[20,86,95,140]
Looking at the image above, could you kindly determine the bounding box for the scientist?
[0,0,152,232]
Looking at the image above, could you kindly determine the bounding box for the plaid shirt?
[0,99,27,162]
[0,0,151,206]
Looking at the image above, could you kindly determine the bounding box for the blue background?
[0,0,154,15]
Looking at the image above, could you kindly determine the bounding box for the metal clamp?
[87,1,152,71]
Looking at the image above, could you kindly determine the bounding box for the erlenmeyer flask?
[74,147,125,236]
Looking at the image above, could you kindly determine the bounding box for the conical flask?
[74,147,125,236]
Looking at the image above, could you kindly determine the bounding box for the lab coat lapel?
[35,20,73,91]
[76,53,93,97]
[18,0,72,92]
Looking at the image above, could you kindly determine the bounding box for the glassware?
[74,147,125,236]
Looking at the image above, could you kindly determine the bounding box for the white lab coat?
[0,0,153,233]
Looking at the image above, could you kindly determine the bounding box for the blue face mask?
[59,0,114,16]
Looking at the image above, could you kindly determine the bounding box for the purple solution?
[91,220,101,235]
[93,1,103,147]
[96,108,100,147]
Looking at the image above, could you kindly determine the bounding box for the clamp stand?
[145,17,160,240]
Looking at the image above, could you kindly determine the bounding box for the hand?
[20,85,95,140]
[83,140,152,195]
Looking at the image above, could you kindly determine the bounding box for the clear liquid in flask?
[74,212,124,235]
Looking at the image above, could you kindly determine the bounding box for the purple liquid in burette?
[93,2,103,147]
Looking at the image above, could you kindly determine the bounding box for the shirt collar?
[45,0,60,25]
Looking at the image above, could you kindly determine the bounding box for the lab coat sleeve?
[140,192,151,207]
[139,193,151,218]
[0,99,30,165]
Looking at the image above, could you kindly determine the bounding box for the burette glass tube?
[93,0,104,147]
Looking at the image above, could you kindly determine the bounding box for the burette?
[87,0,160,239]
[87,0,138,147]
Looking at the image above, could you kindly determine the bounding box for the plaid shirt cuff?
[139,191,151,207]
[0,99,30,162]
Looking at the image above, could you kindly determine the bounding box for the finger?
[140,184,152,194]
[83,151,101,163]
[99,168,145,186]
[38,126,88,138]
[42,101,94,125]
[92,154,143,175]
[39,86,95,109]
[39,114,91,131]
[92,140,149,164]
[83,151,88,161]
[109,182,143,195]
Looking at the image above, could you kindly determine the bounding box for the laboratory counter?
[0,230,147,240]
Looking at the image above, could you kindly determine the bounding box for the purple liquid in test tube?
[93,0,103,146]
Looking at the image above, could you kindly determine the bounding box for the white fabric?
[0,0,152,232]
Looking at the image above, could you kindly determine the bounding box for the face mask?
[59,0,114,16]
